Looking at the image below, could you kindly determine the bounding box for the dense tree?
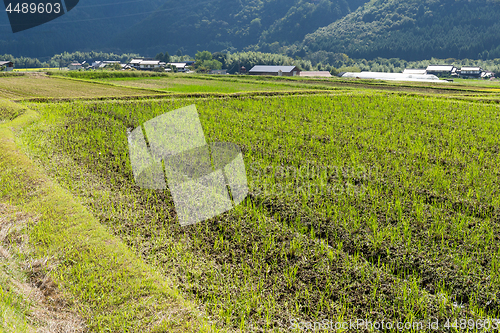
[113,0,370,56]
[212,52,228,68]
[301,0,500,61]
[2,0,499,63]
[194,51,222,71]
[195,51,213,62]
[225,51,312,74]
[155,52,171,63]
[155,52,164,61]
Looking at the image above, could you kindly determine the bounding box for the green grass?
[102,75,327,93]
[0,110,222,332]
[16,88,500,331]
[0,203,38,333]
[0,269,34,333]
[451,78,500,88]
[0,99,27,123]
[51,70,169,80]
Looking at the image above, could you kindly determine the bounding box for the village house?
[459,66,482,78]
[425,65,457,77]
[167,62,189,72]
[0,61,14,71]
[128,58,144,69]
[249,65,301,76]
[90,60,122,69]
[481,71,495,79]
[139,60,166,70]
[68,62,82,70]
[167,61,195,72]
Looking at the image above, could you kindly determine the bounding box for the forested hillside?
[302,0,500,60]
[1,0,500,61]
[0,0,367,58]
[0,0,166,58]
[114,0,367,56]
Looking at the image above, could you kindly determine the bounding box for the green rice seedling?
[15,88,500,331]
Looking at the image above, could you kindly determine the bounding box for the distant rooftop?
[168,62,188,67]
[426,65,455,71]
[461,66,481,71]
[403,69,426,75]
[140,60,165,65]
[299,71,332,77]
[249,65,298,73]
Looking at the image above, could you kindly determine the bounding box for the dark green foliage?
[195,51,213,62]
[2,0,499,63]
[225,51,313,73]
[303,0,500,60]
[0,0,165,58]
[154,53,164,61]
[0,51,140,69]
[212,52,228,68]
[0,0,368,58]
[112,0,369,56]
[155,52,171,63]
[0,54,53,68]
[194,51,219,71]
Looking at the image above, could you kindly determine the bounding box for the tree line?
[2,50,499,75]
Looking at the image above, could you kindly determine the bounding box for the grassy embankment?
[0,97,225,332]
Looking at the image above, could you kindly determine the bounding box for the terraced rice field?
[0,73,160,99]
[101,75,304,93]
[12,84,500,332]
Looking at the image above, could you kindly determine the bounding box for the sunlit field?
[8,82,497,331]
[2,72,500,331]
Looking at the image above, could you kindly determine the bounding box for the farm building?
[460,66,482,78]
[128,58,144,69]
[340,71,443,83]
[0,61,14,71]
[139,60,165,70]
[249,65,300,76]
[168,62,190,72]
[481,71,495,79]
[91,61,121,69]
[426,65,457,77]
[68,62,82,70]
[403,69,427,75]
[299,71,332,77]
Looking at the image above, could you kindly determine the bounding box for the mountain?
[0,0,166,58]
[113,0,368,56]
[301,0,500,60]
[1,0,500,62]
[0,0,368,58]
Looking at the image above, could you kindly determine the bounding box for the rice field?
[0,74,161,99]
[13,85,500,332]
[101,75,304,93]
